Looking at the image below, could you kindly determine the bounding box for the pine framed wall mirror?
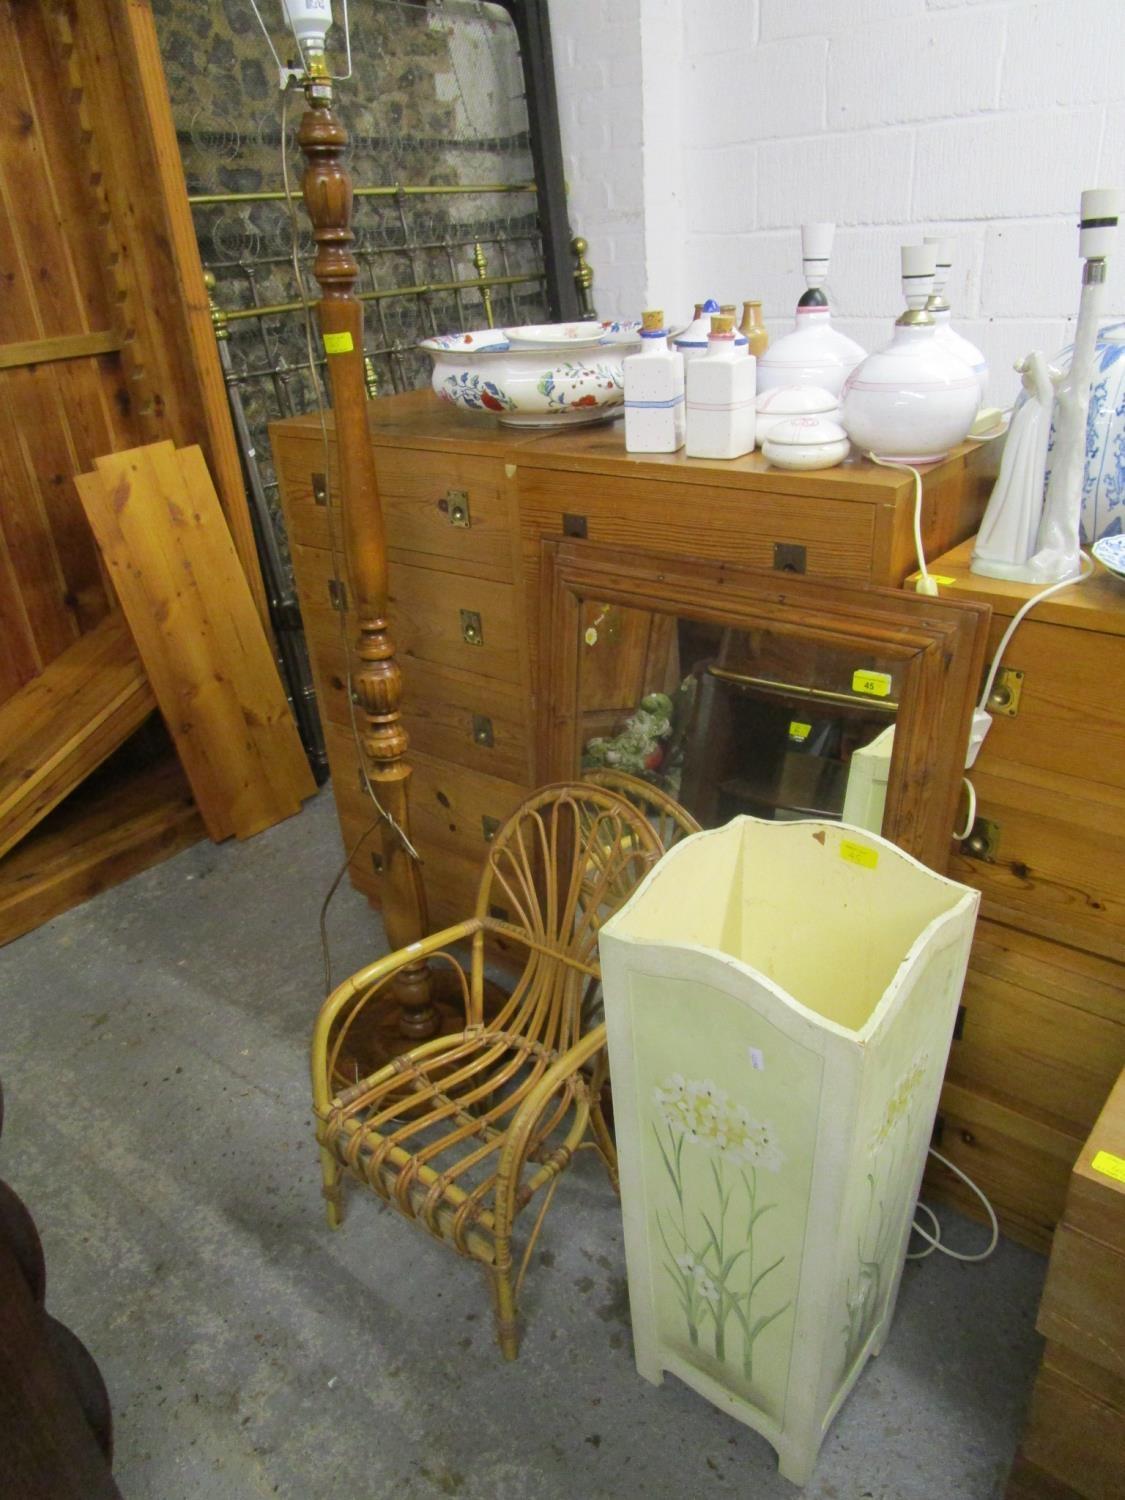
[538,542,992,873]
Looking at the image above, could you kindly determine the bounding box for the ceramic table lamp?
[970,188,1121,581]
[923,236,989,403]
[841,244,980,463]
[757,224,866,397]
[1022,188,1121,582]
[599,817,979,1486]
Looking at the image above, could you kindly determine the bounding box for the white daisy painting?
[651,1073,790,1383]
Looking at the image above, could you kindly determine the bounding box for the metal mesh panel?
[154,0,551,569]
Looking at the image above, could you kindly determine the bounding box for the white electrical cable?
[907,1200,942,1261]
[952,776,977,843]
[977,550,1095,712]
[908,1147,1000,1262]
[865,454,934,594]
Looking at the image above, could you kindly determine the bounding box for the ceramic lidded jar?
[675,298,722,365]
[755,385,840,447]
[762,415,850,471]
[841,244,981,464]
[924,235,989,404]
[623,308,686,454]
[757,224,866,398]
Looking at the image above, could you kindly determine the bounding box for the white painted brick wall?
[547,0,1125,406]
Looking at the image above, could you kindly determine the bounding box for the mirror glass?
[576,603,903,836]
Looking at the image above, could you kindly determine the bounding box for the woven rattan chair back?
[582,768,702,849]
[471,783,663,1054]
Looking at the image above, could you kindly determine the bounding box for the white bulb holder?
[1079,188,1121,261]
[900,244,937,310]
[801,222,835,290]
[923,235,954,297]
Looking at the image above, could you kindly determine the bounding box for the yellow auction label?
[788,721,812,742]
[323,331,354,355]
[1091,1149,1125,1184]
[840,839,879,870]
[852,669,892,698]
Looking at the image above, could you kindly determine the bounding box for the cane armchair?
[311,782,664,1359]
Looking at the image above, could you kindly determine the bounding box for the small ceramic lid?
[763,415,849,448]
[756,385,839,417]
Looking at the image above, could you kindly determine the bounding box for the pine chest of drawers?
[271,391,992,942]
[917,539,1125,1250]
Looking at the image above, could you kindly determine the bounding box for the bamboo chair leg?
[589,1100,619,1194]
[319,1146,346,1229]
[489,1251,520,1360]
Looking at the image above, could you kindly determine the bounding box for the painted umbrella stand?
[598,817,979,1486]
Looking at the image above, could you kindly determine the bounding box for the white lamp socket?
[1079,187,1121,260]
[901,243,937,309]
[801,223,835,289]
[923,235,954,294]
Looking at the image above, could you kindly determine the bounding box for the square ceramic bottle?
[685,314,757,459]
[624,309,686,453]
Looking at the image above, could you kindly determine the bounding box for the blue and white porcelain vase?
[1034,320,1125,542]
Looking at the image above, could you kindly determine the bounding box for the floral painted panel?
[834,943,961,1385]
[841,1053,929,1372]
[630,972,822,1425]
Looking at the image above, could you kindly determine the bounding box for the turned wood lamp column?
[296,75,437,1042]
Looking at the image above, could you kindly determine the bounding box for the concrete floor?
[0,787,1046,1499]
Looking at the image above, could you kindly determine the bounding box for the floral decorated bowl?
[419,321,642,427]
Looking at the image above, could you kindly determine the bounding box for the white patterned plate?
[1092,534,1125,580]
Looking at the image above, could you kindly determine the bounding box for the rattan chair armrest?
[493,1023,609,1221]
[310,918,484,1107]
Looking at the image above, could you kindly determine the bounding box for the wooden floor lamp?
[294,58,450,1057]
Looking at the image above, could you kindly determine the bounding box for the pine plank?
[0,611,155,859]
[65,0,270,630]
[74,442,314,841]
[0,753,202,948]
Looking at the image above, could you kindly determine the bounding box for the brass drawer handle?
[439,488,472,528]
[472,714,494,747]
[461,609,483,646]
[962,817,1000,861]
[481,815,500,842]
[986,667,1023,717]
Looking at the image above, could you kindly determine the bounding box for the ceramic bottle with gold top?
[685,314,757,459]
[624,309,686,453]
[740,301,769,357]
